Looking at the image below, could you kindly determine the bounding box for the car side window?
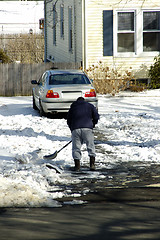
[38,73,47,86]
[38,75,43,86]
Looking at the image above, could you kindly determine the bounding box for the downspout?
[74,0,77,63]
[44,0,47,62]
[82,0,86,70]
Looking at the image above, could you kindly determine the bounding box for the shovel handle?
[57,140,72,153]
[43,140,72,160]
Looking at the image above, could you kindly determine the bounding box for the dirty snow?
[0,89,160,207]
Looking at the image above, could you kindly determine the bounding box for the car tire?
[33,95,38,110]
[39,100,46,117]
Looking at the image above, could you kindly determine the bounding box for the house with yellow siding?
[44,0,160,78]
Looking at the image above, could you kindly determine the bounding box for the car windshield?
[49,74,90,85]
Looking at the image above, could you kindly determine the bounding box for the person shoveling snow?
[67,97,99,171]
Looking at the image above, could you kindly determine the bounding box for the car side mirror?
[31,80,38,84]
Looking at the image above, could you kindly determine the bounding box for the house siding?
[85,0,160,77]
[45,0,82,64]
[45,0,160,78]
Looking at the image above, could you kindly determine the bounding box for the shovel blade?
[43,150,58,160]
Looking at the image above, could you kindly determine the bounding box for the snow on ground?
[0,89,160,207]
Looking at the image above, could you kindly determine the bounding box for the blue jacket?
[67,98,99,132]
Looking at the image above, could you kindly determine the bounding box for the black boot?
[74,159,80,171]
[90,156,95,171]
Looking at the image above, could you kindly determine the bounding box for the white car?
[31,69,98,116]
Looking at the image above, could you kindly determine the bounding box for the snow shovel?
[43,140,72,160]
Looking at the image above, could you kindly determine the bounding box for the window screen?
[118,12,135,52]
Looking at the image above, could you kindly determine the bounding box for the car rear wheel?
[39,100,46,117]
[33,95,38,110]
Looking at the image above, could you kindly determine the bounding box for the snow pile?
[0,175,59,207]
[0,90,160,207]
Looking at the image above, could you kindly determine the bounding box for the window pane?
[143,32,160,51]
[68,7,73,51]
[60,5,64,37]
[118,12,134,31]
[118,33,134,52]
[49,74,90,85]
[53,10,56,44]
[143,12,160,30]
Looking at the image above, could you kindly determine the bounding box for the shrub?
[85,61,134,95]
[5,34,44,63]
[0,48,11,63]
[149,55,160,89]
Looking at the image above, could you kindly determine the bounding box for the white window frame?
[114,9,160,58]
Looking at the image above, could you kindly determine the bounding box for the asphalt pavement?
[1,159,160,240]
[0,186,160,240]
